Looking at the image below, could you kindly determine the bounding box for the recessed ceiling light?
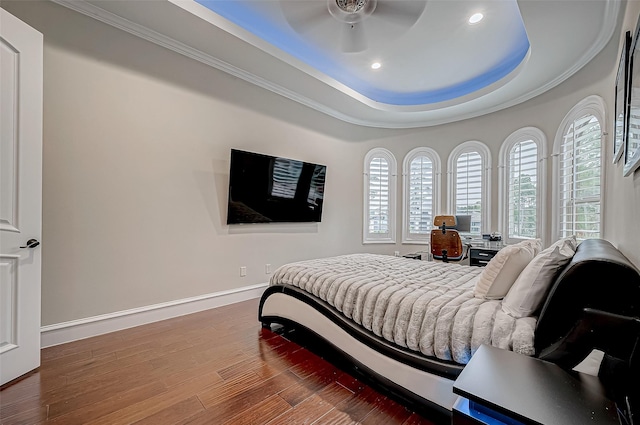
[469,13,484,24]
[371,62,381,70]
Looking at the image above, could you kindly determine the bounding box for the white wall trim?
[40,283,268,348]
[49,0,379,129]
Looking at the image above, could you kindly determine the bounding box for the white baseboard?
[40,283,269,348]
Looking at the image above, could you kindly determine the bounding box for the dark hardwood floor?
[0,298,439,425]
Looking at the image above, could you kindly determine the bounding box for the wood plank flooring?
[0,299,440,425]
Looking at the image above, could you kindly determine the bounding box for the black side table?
[468,241,504,267]
[452,345,620,425]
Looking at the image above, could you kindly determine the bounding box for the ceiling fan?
[281,0,427,53]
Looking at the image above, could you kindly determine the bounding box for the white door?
[0,8,43,386]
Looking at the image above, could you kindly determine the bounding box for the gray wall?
[605,0,640,270]
[3,0,639,326]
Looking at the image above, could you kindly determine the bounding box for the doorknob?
[20,239,40,249]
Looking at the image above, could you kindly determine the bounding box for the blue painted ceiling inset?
[194,0,530,106]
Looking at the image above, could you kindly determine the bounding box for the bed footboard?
[259,284,461,422]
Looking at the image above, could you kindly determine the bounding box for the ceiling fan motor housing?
[336,0,367,13]
[329,0,377,23]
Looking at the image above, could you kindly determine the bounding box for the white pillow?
[473,239,540,300]
[519,238,543,255]
[560,234,578,251]
[501,236,577,318]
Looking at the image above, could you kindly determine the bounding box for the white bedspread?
[270,253,536,364]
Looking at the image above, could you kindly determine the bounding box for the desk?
[452,345,620,425]
[468,240,504,267]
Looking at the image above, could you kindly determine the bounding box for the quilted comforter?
[270,253,536,364]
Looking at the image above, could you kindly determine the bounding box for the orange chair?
[430,215,468,262]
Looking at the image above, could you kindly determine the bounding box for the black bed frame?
[259,239,640,423]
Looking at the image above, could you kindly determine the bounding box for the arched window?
[499,127,547,245]
[553,95,604,241]
[363,148,397,243]
[448,141,491,235]
[402,148,441,243]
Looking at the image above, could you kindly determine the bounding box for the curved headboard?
[534,239,640,353]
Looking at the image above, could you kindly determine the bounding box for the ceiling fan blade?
[374,1,426,27]
[283,3,330,34]
[341,22,367,53]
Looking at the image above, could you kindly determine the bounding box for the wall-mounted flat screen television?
[226,149,327,224]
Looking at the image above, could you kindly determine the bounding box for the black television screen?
[226,149,327,224]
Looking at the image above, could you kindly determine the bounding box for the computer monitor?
[455,215,472,233]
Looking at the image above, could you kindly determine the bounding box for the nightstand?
[452,345,620,425]
[468,241,504,266]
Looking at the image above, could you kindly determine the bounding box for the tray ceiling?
[53,0,621,128]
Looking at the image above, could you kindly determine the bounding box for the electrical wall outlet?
[394,251,400,257]
[265,264,271,274]
[240,266,247,277]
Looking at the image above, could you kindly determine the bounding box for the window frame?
[402,147,441,244]
[447,141,491,236]
[552,95,605,242]
[363,148,397,244]
[498,127,547,245]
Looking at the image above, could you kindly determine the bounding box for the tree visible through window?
[508,140,538,239]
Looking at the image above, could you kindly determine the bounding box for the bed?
[258,238,640,420]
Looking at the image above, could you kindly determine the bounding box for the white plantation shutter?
[369,158,390,234]
[508,140,538,239]
[559,114,601,240]
[455,152,483,234]
[408,157,433,234]
[364,148,396,243]
[402,148,440,243]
